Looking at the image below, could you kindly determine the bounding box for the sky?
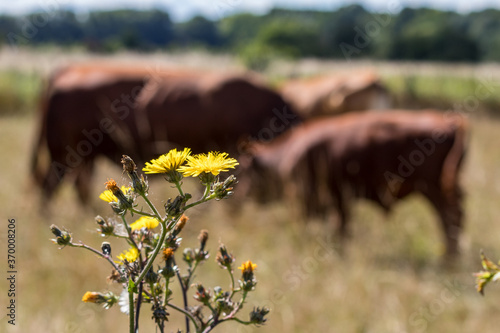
[0,0,499,22]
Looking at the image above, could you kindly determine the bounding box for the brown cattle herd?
[30,63,468,257]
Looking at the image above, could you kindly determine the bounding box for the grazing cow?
[279,72,391,118]
[239,110,467,256]
[31,63,151,204]
[31,64,299,204]
[134,71,301,158]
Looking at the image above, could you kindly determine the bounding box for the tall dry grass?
[2,110,500,332]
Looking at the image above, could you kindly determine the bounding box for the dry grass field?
[3,50,500,332]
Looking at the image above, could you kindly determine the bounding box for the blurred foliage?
[381,74,500,113]
[0,5,500,62]
[0,70,41,116]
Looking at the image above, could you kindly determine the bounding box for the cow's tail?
[441,115,469,200]
[30,77,51,188]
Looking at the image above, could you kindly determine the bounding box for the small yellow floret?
[238,260,257,274]
[99,186,131,203]
[82,291,101,303]
[117,247,139,263]
[129,216,160,231]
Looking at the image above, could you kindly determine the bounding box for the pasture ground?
[2,50,500,332]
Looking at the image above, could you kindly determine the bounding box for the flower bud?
[50,224,72,247]
[216,243,234,269]
[152,304,169,326]
[121,155,148,195]
[249,307,270,326]
[95,216,115,237]
[198,229,209,251]
[213,175,238,200]
[105,179,133,212]
[145,268,159,284]
[82,291,118,309]
[101,242,111,256]
[165,194,191,217]
[193,284,211,305]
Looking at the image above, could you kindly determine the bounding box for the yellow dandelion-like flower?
[82,291,102,303]
[178,151,239,177]
[238,260,257,274]
[117,247,139,263]
[143,148,191,174]
[99,186,131,203]
[129,216,160,231]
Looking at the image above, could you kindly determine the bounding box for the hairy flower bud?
[216,243,235,269]
[249,307,270,326]
[50,224,72,247]
[193,284,211,305]
[121,155,148,195]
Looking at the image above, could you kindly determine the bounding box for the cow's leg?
[75,161,95,205]
[41,161,67,202]
[422,187,463,257]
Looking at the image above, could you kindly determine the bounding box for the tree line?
[1,5,499,63]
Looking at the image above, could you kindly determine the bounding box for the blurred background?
[2,0,500,332]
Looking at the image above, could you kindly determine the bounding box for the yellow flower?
[178,151,239,177]
[99,186,131,203]
[129,216,160,231]
[82,291,103,303]
[238,260,257,274]
[117,247,139,263]
[163,247,175,261]
[143,148,191,174]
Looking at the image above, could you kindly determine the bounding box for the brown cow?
[31,63,160,203]
[239,110,467,256]
[134,71,301,158]
[31,64,300,204]
[279,71,391,118]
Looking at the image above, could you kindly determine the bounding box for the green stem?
[185,260,200,288]
[162,278,170,307]
[140,193,163,221]
[228,269,236,298]
[225,317,252,325]
[167,302,199,331]
[174,180,185,196]
[135,219,171,285]
[128,279,135,333]
[130,208,157,218]
[183,193,217,211]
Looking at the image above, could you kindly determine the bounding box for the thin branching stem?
[72,242,125,279]
[173,257,191,333]
[130,208,157,218]
[167,302,199,331]
[228,269,236,298]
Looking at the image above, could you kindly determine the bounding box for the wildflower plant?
[49,149,269,333]
[474,251,500,295]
